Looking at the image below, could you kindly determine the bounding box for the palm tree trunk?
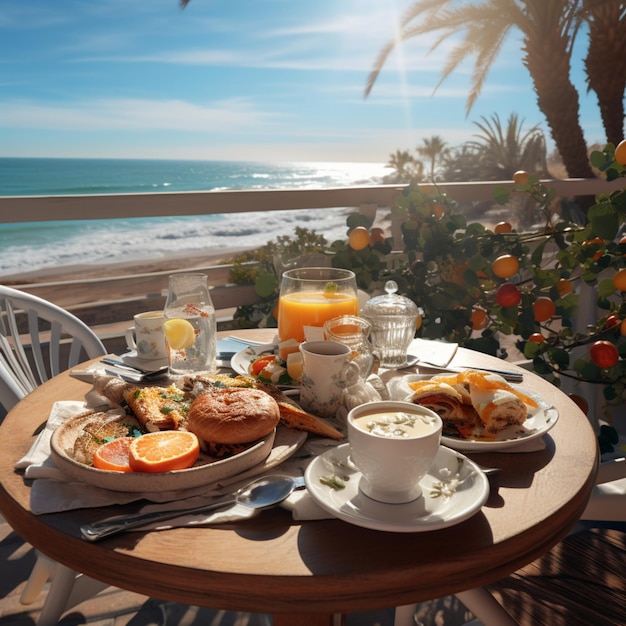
[523,35,594,178]
[584,0,626,145]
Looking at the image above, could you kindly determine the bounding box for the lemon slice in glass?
[163,318,195,350]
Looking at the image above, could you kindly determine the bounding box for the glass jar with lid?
[361,280,419,369]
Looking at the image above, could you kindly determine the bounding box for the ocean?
[0,158,388,275]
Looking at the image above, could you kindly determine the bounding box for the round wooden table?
[0,329,599,626]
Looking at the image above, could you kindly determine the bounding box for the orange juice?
[278,291,359,342]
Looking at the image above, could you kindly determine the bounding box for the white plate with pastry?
[305,443,489,532]
[398,371,559,451]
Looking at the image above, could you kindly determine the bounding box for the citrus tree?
[231,141,626,450]
[333,142,626,450]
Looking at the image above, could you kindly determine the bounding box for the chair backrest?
[0,285,107,412]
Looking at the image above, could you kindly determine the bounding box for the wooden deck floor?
[1,514,624,626]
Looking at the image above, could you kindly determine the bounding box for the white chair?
[0,285,111,626]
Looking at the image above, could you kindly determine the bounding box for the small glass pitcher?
[323,315,375,380]
[164,273,217,375]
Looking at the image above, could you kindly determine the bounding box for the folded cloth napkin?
[408,339,458,367]
[16,401,334,523]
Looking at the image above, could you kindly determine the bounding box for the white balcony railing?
[0,177,622,223]
[0,176,623,353]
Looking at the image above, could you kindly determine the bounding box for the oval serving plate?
[50,413,306,492]
[396,373,559,452]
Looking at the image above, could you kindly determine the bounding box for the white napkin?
[408,339,458,367]
[16,401,333,523]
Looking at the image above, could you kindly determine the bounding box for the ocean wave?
[0,159,386,274]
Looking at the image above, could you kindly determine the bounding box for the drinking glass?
[277,267,358,343]
[323,315,375,380]
[164,273,217,375]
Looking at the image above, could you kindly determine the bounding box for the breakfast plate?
[231,343,277,376]
[394,374,559,452]
[51,413,307,493]
[231,343,299,387]
[304,443,489,533]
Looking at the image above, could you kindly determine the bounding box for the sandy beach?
[2,248,251,286]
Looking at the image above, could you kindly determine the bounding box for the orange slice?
[92,437,134,473]
[128,431,200,473]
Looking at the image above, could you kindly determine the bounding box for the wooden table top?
[0,329,599,626]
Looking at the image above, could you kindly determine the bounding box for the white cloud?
[0,97,279,132]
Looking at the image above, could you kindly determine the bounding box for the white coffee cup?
[125,311,167,361]
[347,401,442,504]
[299,340,359,418]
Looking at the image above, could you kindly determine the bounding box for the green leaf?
[588,201,620,240]
[598,277,617,299]
[255,273,279,298]
[548,347,570,369]
[493,186,510,205]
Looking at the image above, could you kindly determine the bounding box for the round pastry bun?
[187,387,280,444]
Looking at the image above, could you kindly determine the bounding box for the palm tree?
[465,113,548,179]
[384,149,423,182]
[582,0,626,146]
[365,0,595,179]
[416,135,449,180]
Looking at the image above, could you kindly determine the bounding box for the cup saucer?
[304,444,489,533]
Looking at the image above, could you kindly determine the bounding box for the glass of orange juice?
[278,267,358,343]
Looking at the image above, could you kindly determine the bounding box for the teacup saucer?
[304,444,489,533]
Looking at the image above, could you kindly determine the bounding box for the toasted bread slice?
[123,385,190,431]
[256,383,344,440]
[72,410,141,466]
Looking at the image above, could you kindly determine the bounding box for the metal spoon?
[80,474,305,542]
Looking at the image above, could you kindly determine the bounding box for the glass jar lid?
[362,280,418,318]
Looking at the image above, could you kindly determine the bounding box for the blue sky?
[0,0,608,164]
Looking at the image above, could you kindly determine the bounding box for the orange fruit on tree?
[606,314,621,330]
[620,318,626,336]
[589,340,619,369]
[582,237,604,261]
[533,297,556,322]
[348,226,371,251]
[370,227,385,244]
[496,282,521,307]
[494,221,512,234]
[528,333,545,343]
[470,308,489,330]
[615,139,626,166]
[431,202,444,219]
[513,170,530,184]
[492,254,520,279]
[556,278,574,297]
[612,268,626,292]
[92,437,134,473]
[129,431,200,473]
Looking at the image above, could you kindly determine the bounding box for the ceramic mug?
[125,311,167,360]
[299,340,358,418]
[347,400,442,504]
